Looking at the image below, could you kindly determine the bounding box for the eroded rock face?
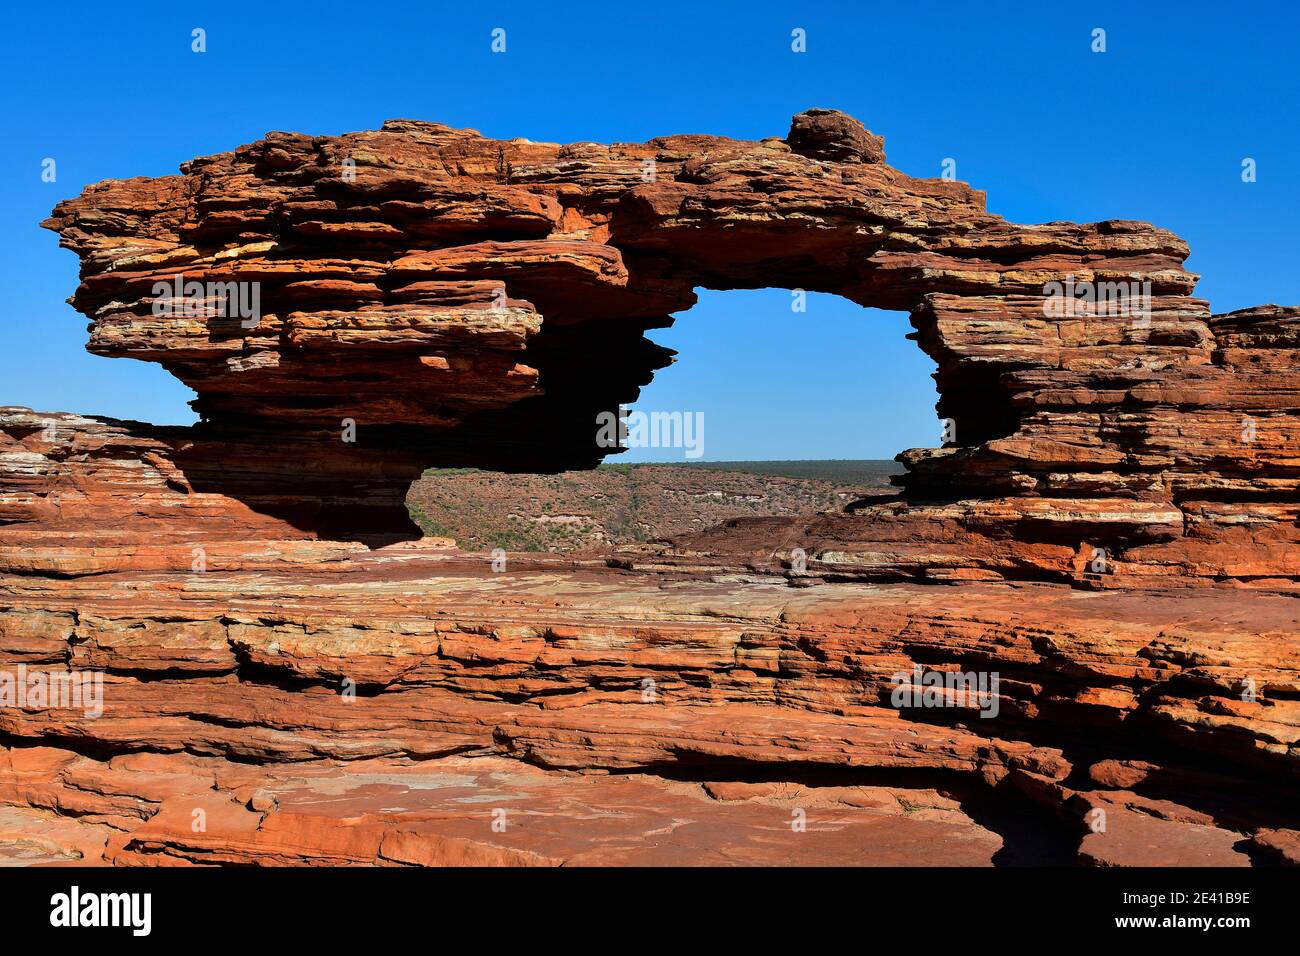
[3,111,1298,866]
[39,110,1300,581]
[0,545,1296,866]
[43,109,1196,467]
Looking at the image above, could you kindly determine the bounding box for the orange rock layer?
[2,111,1297,865]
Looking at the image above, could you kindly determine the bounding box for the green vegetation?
[691,460,901,484]
[421,467,479,477]
[407,503,456,539]
[423,460,900,484]
[406,461,897,552]
[608,459,901,485]
[488,526,547,551]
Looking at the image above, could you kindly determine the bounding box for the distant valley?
[406,460,901,551]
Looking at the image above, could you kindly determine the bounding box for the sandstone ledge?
[2,543,1297,866]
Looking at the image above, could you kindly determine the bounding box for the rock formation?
[1,110,1297,866]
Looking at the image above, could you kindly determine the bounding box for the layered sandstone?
[40,109,1300,583]
[2,110,1297,866]
[1,528,1296,866]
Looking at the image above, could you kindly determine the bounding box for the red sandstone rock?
[1078,809,1250,868]
[2,111,1298,867]
[34,110,1300,583]
[1250,828,1300,865]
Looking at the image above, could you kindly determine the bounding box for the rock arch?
[2,110,1299,867]
[30,109,1300,582]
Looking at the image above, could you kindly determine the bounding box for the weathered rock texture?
[40,109,1300,583]
[2,110,1297,866]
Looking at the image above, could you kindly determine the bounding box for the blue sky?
[2,1,1296,461]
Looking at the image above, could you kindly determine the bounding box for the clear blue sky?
[2,1,1296,461]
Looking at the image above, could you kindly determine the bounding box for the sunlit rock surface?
[2,111,1297,866]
